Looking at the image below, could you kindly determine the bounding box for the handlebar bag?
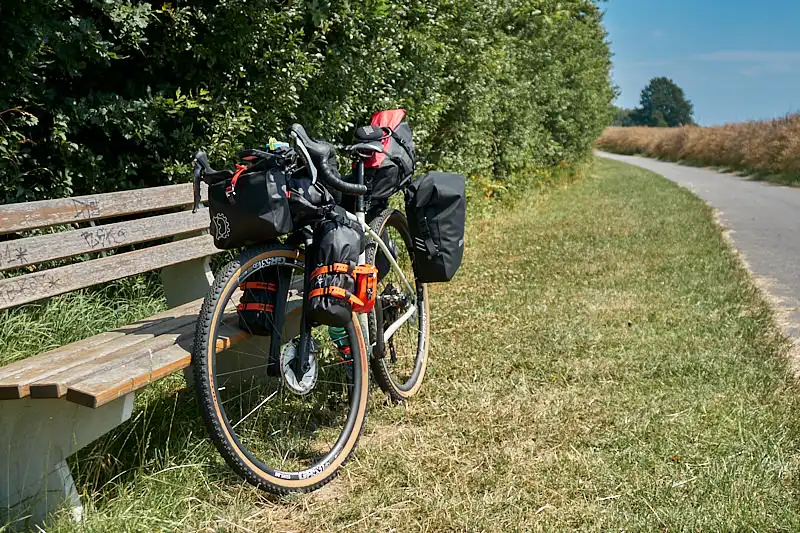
[287,173,335,227]
[405,171,466,283]
[207,154,292,250]
[308,213,366,327]
[357,109,417,200]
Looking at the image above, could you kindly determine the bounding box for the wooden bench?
[0,183,222,528]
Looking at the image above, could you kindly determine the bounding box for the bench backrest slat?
[0,183,207,235]
[0,208,210,272]
[0,234,217,311]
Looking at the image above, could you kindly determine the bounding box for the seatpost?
[354,159,366,221]
[353,157,370,352]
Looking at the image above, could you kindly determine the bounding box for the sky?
[602,0,800,126]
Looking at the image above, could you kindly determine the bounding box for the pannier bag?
[206,151,292,250]
[237,269,278,336]
[355,109,417,200]
[406,171,467,283]
[308,214,378,326]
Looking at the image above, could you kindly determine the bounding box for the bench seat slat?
[67,319,251,408]
[0,234,218,311]
[66,344,194,408]
[0,299,202,399]
[0,183,208,235]
[0,209,210,272]
[29,322,197,399]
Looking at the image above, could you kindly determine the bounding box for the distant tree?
[631,77,694,127]
[611,106,636,127]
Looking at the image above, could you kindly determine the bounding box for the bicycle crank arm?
[383,304,417,343]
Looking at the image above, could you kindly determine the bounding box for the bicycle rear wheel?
[366,209,430,402]
[192,244,369,494]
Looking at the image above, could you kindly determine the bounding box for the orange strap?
[353,264,378,276]
[237,302,275,313]
[229,163,248,191]
[310,263,378,280]
[310,263,353,280]
[308,286,364,307]
[239,282,277,291]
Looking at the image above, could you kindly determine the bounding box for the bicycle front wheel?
[367,209,431,402]
[192,244,369,494]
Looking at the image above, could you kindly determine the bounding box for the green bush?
[0,0,614,203]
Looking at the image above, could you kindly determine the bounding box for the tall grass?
[0,275,166,368]
[596,114,800,186]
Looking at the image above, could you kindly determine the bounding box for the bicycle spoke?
[232,389,279,429]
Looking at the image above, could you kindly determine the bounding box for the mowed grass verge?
[28,158,800,531]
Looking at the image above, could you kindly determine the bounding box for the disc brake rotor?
[280,339,318,396]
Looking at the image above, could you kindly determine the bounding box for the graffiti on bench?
[71,198,101,220]
[0,244,29,269]
[80,227,127,250]
[0,271,58,307]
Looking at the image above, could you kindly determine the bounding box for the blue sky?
[602,0,800,125]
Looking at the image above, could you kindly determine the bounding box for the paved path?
[596,152,800,342]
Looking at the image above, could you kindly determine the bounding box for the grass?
[0,274,166,367]
[5,157,800,531]
[597,117,800,187]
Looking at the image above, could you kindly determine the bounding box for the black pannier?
[308,214,365,327]
[405,172,466,283]
[200,150,293,250]
[356,109,417,200]
[237,269,278,336]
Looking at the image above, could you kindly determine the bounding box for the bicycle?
[191,123,430,493]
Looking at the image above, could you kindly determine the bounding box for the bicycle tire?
[366,209,430,402]
[192,243,369,494]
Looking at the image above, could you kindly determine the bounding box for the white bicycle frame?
[343,210,418,350]
[291,132,417,351]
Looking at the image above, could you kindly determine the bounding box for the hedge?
[0,0,614,203]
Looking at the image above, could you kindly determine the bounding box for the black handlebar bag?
[405,172,466,283]
[206,154,292,250]
[287,174,335,228]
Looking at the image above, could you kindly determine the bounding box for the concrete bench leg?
[0,394,135,530]
[161,252,214,390]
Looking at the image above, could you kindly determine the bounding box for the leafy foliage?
[611,106,636,127]
[0,0,614,202]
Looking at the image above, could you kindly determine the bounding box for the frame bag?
[308,214,377,326]
[205,152,292,250]
[356,109,417,200]
[406,172,466,283]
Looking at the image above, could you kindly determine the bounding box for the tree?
[632,77,694,127]
[611,106,636,127]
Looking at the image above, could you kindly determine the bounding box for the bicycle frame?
[349,158,418,349]
[288,141,419,376]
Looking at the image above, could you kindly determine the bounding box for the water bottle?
[328,326,354,382]
[328,326,351,360]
